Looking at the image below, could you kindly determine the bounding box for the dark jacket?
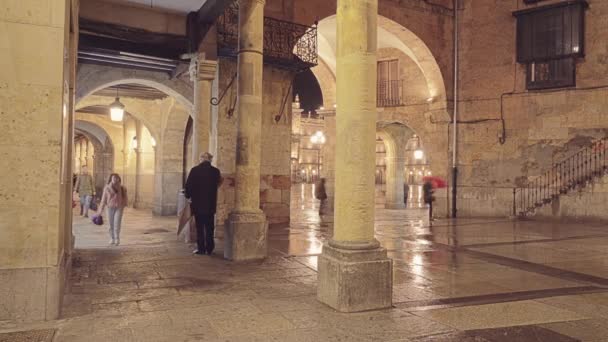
[185,161,221,215]
[423,182,434,205]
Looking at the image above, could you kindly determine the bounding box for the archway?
[376,122,417,210]
[76,76,195,217]
[305,13,451,217]
[75,120,115,196]
[315,14,449,113]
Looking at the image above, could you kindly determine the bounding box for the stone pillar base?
[385,202,406,209]
[317,242,393,312]
[224,211,268,261]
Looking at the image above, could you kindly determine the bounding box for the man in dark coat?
[185,152,223,255]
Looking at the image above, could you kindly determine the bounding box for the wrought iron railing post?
[513,188,516,217]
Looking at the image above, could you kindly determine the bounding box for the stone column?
[225,0,268,261]
[134,120,143,208]
[190,54,218,166]
[321,112,336,218]
[317,0,392,312]
[79,140,85,168]
[0,0,71,321]
[385,148,406,209]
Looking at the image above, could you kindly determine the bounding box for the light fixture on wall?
[151,137,156,148]
[131,136,138,150]
[109,88,125,122]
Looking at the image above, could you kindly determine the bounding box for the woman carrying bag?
[99,173,128,246]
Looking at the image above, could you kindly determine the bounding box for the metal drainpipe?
[451,0,459,218]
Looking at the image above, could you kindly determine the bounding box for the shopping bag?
[92,214,104,226]
[177,204,194,236]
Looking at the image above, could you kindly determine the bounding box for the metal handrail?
[513,137,608,217]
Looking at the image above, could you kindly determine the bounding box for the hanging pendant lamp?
[109,87,125,122]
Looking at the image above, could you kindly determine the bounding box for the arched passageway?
[74,120,115,197]
[293,13,450,217]
[72,77,194,247]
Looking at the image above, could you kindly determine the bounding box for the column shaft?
[191,55,218,166]
[385,156,406,209]
[317,0,392,313]
[333,0,379,244]
[225,0,268,261]
[234,0,265,212]
[134,120,143,208]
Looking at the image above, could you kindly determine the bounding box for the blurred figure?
[74,165,95,217]
[423,181,435,222]
[403,183,410,208]
[315,178,328,215]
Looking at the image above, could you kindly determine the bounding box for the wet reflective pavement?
[2,184,608,341]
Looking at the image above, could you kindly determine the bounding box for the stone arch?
[377,122,417,209]
[76,97,161,143]
[76,64,194,109]
[315,14,450,118]
[75,120,115,195]
[310,59,336,109]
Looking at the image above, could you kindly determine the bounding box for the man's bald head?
[200,152,213,163]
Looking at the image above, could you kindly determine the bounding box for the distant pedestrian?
[74,165,95,217]
[423,181,435,222]
[403,183,410,207]
[99,173,128,246]
[315,178,328,215]
[185,152,223,255]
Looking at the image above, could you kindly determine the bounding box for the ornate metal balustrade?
[513,137,608,217]
[217,2,318,71]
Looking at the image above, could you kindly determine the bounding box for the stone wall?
[0,0,76,321]
[215,59,294,226]
[454,0,608,219]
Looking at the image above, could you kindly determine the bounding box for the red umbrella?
[422,176,447,189]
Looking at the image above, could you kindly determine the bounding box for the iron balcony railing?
[513,137,608,217]
[377,80,404,107]
[216,2,318,71]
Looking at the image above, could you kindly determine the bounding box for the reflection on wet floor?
[48,184,608,341]
[280,184,608,301]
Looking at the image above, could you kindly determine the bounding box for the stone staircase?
[514,137,608,217]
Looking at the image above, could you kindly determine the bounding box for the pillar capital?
[188,54,217,81]
[197,59,218,81]
[189,55,218,82]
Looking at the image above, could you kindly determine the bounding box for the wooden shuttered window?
[377,59,402,107]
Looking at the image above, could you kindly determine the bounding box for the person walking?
[74,165,95,217]
[403,183,410,208]
[99,173,128,246]
[423,181,435,222]
[315,178,328,215]
[185,152,222,255]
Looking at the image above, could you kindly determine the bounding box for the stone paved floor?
[1,185,608,341]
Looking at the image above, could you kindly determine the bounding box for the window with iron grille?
[513,0,587,90]
[377,59,402,107]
